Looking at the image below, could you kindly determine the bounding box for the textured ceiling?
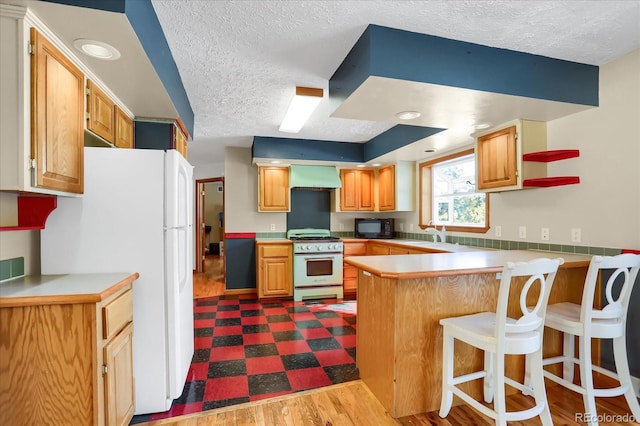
[151,0,640,169]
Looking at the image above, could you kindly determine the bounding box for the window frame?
[418,148,490,233]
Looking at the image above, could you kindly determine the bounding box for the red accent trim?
[0,195,57,231]
[523,149,580,162]
[523,176,580,188]
[225,232,256,239]
[621,249,640,254]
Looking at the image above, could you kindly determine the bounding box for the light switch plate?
[541,227,550,241]
[519,226,527,239]
[495,225,502,237]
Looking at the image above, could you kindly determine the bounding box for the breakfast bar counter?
[344,250,593,418]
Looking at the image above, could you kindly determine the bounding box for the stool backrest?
[496,258,564,338]
[580,254,640,324]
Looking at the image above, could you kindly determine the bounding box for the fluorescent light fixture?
[279,87,323,133]
[395,110,421,120]
[73,39,120,60]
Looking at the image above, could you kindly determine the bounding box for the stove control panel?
[293,241,343,254]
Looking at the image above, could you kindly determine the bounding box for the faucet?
[425,223,446,243]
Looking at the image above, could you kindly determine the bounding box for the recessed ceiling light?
[356,164,366,168]
[371,163,381,167]
[270,160,282,164]
[395,111,421,120]
[73,39,120,60]
[474,122,492,130]
[424,149,436,153]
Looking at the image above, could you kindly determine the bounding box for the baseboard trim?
[224,288,257,296]
[633,375,640,398]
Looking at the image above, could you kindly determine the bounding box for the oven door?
[293,252,343,286]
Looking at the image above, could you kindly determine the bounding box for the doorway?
[195,177,224,285]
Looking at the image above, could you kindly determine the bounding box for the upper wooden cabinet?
[256,242,292,298]
[87,79,115,142]
[377,165,396,211]
[258,166,290,212]
[340,169,374,211]
[114,107,134,149]
[174,125,187,158]
[30,28,85,194]
[475,119,547,192]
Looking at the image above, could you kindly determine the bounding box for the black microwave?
[354,218,394,239]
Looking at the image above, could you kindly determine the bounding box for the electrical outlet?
[495,225,502,237]
[571,227,582,243]
[519,226,527,239]
[541,227,550,241]
[400,223,404,231]
[409,224,413,232]
[270,223,275,231]
[339,223,344,231]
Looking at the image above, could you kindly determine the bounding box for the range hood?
[289,165,342,189]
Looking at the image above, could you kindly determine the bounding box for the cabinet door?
[259,166,290,212]
[174,125,187,158]
[31,28,84,194]
[358,169,375,210]
[114,107,133,149]
[259,257,292,297]
[389,246,411,255]
[104,322,135,426]
[378,165,396,211]
[476,125,517,190]
[343,264,358,293]
[87,80,115,142]
[340,169,359,211]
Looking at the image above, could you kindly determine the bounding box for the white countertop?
[344,250,591,279]
[0,272,138,307]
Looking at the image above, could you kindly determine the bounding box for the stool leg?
[563,332,575,382]
[530,349,553,426]
[613,335,640,420]
[579,336,598,426]
[522,354,533,396]
[439,330,454,418]
[484,350,494,403]
[493,353,507,426]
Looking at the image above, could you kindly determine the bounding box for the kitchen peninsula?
[345,249,593,418]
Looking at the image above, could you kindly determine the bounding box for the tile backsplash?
[0,257,25,281]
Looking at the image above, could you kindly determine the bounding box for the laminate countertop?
[0,272,139,307]
[344,250,591,279]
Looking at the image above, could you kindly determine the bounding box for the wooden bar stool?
[439,257,563,426]
[542,253,640,426]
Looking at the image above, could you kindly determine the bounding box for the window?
[419,148,489,233]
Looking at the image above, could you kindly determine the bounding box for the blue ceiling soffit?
[364,125,445,162]
[252,137,364,163]
[330,24,599,110]
[42,0,195,138]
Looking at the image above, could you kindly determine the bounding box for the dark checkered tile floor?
[130,295,358,424]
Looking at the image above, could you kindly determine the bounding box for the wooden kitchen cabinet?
[174,125,187,158]
[368,242,390,255]
[339,169,374,211]
[114,107,134,149]
[256,241,293,298]
[377,161,415,211]
[0,274,138,426]
[258,166,290,212]
[87,79,116,142]
[475,119,547,192]
[343,241,367,295]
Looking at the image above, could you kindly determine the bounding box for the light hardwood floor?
[137,378,639,425]
[193,255,225,299]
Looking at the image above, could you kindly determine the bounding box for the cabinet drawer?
[103,289,133,340]
[344,264,358,279]
[344,242,367,255]
[260,245,290,258]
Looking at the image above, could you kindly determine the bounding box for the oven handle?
[302,257,336,261]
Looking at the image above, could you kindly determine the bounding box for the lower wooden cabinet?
[0,279,136,426]
[257,241,293,298]
[343,241,367,295]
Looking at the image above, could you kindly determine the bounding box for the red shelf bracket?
[0,195,57,231]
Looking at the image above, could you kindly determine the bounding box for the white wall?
[224,146,286,233]
[193,162,224,180]
[489,49,640,249]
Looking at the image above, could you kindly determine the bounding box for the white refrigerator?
[41,147,195,415]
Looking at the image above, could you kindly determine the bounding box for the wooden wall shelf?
[523,149,580,162]
[0,195,57,231]
[523,176,580,188]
